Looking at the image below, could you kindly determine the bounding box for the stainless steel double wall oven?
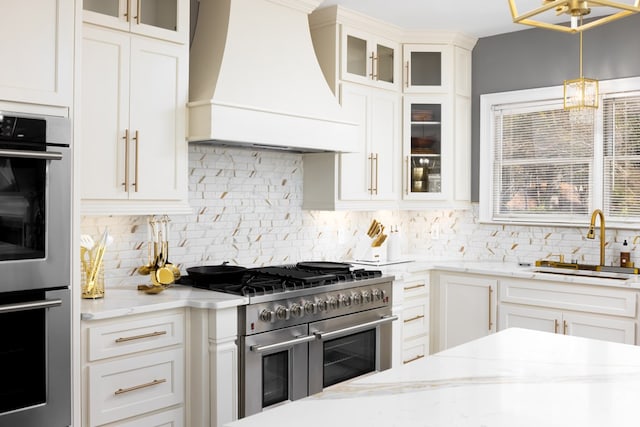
[0,111,71,426]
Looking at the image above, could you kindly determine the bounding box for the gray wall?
[471,14,640,202]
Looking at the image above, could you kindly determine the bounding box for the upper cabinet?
[403,44,452,93]
[83,0,188,44]
[0,0,73,107]
[341,27,400,91]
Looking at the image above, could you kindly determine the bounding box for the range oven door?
[0,288,71,426]
[0,113,71,293]
[239,324,314,418]
[308,308,397,395]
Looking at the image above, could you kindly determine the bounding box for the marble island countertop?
[225,328,640,427]
[80,285,248,320]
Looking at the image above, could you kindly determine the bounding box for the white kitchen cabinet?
[433,273,497,352]
[391,271,430,367]
[80,24,189,215]
[402,44,452,93]
[499,278,637,345]
[0,0,73,107]
[302,83,400,210]
[83,0,188,44]
[81,309,186,426]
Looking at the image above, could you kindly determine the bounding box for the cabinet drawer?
[402,334,428,364]
[403,280,429,299]
[500,280,637,317]
[89,348,184,426]
[402,302,429,339]
[109,407,184,427]
[88,312,184,361]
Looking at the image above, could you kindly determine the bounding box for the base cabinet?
[432,273,497,352]
[499,279,637,345]
[392,272,430,367]
[81,310,186,427]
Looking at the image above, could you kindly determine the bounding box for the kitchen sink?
[531,260,639,280]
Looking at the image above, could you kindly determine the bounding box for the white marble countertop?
[225,328,640,427]
[80,285,248,321]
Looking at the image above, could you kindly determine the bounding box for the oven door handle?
[314,315,398,341]
[0,148,64,161]
[250,335,317,353]
[0,298,63,314]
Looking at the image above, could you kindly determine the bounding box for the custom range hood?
[188,0,358,152]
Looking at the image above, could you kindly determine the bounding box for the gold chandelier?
[509,1,640,112]
[508,0,640,33]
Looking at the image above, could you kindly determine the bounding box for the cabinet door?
[564,312,635,345]
[339,84,398,201]
[129,36,188,201]
[341,27,399,90]
[403,95,452,201]
[81,25,131,201]
[499,304,561,334]
[0,0,73,107]
[439,274,497,351]
[403,44,452,93]
[83,0,188,44]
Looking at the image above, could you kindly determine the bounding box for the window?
[480,77,640,227]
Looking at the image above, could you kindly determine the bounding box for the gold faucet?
[586,209,606,266]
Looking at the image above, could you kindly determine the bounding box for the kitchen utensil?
[371,233,387,247]
[85,228,109,296]
[186,263,247,284]
[366,219,380,238]
[297,261,352,271]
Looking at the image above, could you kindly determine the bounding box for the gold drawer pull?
[115,378,166,395]
[403,354,424,364]
[404,284,426,291]
[404,314,425,323]
[115,330,167,343]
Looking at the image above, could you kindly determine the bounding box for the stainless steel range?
[183,262,396,418]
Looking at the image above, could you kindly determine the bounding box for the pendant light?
[563,18,598,111]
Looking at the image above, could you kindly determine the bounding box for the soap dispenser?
[620,239,630,267]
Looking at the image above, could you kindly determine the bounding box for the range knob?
[372,288,381,301]
[316,299,328,312]
[290,303,304,318]
[259,309,275,323]
[362,290,371,304]
[338,293,352,307]
[381,289,388,301]
[303,301,317,315]
[275,305,290,320]
[327,296,338,310]
[352,291,362,305]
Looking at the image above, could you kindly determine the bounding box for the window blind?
[603,94,640,219]
[492,103,593,221]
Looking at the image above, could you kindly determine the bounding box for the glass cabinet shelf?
[407,102,442,194]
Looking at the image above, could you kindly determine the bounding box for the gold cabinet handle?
[488,286,494,330]
[403,354,424,364]
[115,330,167,343]
[122,129,130,191]
[115,378,166,395]
[563,319,568,335]
[369,53,378,80]
[124,0,130,21]
[373,153,379,195]
[134,0,141,24]
[404,314,425,324]
[368,153,375,195]
[404,284,426,291]
[554,319,559,334]
[132,130,139,192]
[405,60,410,88]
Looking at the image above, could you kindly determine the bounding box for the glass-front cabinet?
[403,44,452,93]
[404,95,451,200]
[341,26,399,90]
[83,0,187,43]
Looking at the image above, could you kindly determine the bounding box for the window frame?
[480,76,640,229]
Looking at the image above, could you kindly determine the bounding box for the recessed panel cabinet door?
[81,26,131,200]
[129,36,187,201]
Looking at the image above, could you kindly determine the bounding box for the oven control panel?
[241,281,393,335]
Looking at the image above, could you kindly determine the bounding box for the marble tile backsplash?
[81,145,640,288]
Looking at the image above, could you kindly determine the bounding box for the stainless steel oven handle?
[0,148,63,161]
[0,298,63,314]
[250,335,316,353]
[314,315,398,341]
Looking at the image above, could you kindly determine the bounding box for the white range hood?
[188,0,358,152]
